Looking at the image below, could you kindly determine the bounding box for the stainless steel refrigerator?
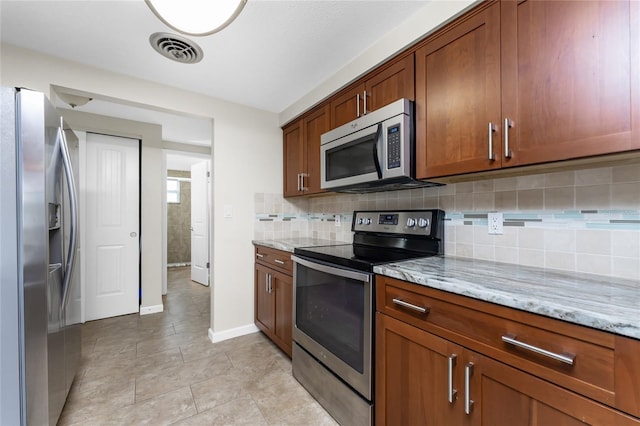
[1,87,81,425]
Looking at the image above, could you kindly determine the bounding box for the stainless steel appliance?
[1,87,81,425]
[320,99,440,193]
[292,209,445,425]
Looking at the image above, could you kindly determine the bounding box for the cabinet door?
[415,2,501,179]
[468,350,639,426]
[376,313,468,426]
[273,271,293,357]
[501,0,640,167]
[255,264,274,334]
[365,54,415,113]
[283,119,304,197]
[303,105,330,195]
[330,83,365,128]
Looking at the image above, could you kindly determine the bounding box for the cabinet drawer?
[376,275,616,407]
[254,245,293,275]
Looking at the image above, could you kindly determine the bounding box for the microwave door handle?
[372,123,383,179]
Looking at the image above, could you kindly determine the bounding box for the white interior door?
[85,133,140,321]
[191,160,209,285]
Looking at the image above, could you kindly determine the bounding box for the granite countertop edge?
[252,238,349,253]
[374,256,640,341]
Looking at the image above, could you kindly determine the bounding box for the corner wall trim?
[140,304,164,316]
[208,324,260,343]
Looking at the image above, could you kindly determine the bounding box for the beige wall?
[279,0,477,124]
[60,108,164,310]
[1,44,282,336]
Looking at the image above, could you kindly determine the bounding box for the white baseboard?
[139,304,164,315]
[208,323,260,343]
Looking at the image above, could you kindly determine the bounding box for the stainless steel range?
[291,209,445,425]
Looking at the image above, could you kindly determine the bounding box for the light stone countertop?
[252,238,349,253]
[374,256,640,340]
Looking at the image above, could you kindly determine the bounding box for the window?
[167,179,180,203]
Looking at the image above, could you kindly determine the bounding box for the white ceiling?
[1,1,430,118]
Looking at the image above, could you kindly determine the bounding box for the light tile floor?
[59,267,338,425]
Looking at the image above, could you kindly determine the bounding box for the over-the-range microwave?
[320,98,441,193]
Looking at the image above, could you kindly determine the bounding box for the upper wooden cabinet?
[415,2,501,178]
[283,120,304,196]
[501,0,640,167]
[329,82,365,129]
[330,54,415,128]
[416,0,640,179]
[283,105,330,197]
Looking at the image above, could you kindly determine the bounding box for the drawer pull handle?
[448,354,457,403]
[274,259,285,265]
[392,298,429,314]
[256,253,264,258]
[501,334,575,366]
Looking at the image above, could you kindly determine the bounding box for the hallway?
[59,267,336,425]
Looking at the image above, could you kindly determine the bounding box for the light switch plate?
[223,205,233,218]
[488,212,503,235]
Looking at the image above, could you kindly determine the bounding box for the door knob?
[130,232,137,238]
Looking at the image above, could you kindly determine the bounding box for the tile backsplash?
[254,164,640,281]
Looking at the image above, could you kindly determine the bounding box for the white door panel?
[85,133,139,321]
[191,160,209,285]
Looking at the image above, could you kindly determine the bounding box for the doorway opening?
[164,152,211,294]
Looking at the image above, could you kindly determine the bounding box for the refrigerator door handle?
[59,121,78,313]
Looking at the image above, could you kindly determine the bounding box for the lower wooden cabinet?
[376,313,466,425]
[254,246,293,357]
[375,275,640,425]
[376,313,640,426]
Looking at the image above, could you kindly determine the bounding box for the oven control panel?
[352,210,442,236]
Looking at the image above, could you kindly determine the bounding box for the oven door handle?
[292,255,371,283]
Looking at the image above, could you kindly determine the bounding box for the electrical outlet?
[488,212,503,235]
[335,214,341,227]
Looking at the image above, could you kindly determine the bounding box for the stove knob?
[406,218,416,227]
[363,218,372,225]
[357,218,364,225]
[418,218,430,228]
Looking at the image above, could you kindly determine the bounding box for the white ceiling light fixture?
[145,0,247,36]
[57,92,93,109]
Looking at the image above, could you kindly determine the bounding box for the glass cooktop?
[294,244,437,272]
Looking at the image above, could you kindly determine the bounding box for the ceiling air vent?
[149,32,203,64]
